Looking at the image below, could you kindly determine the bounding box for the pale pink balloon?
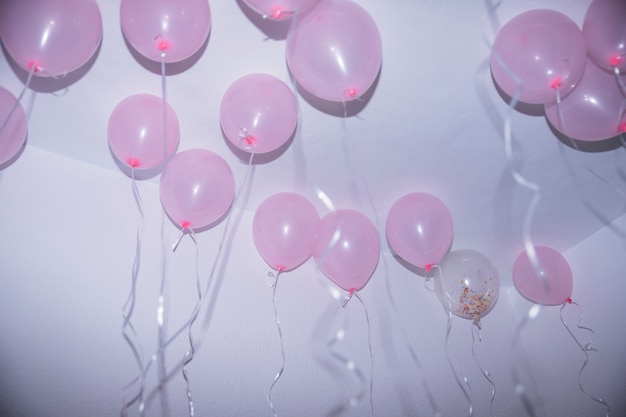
[108,94,180,171]
[286,0,382,102]
[160,149,235,231]
[386,192,453,270]
[513,246,573,306]
[243,0,321,20]
[0,87,28,166]
[545,59,626,142]
[0,0,102,77]
[253,192,320,271]
[313,209,380,292]
[120,0,211,63]
[220,74,298,154]
[584,0,626,73]
[435,249,499,320]
[490,9,587,104]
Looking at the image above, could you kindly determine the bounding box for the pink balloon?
[386,193,453,270]
[435,249,500,320]
[584,0,626,73]
[220,74,298,154]
[243,0,321,20]
[108,94,180,171]
[0,0,102,77]
[253,192,320,271]
[490,9,587,104]
[120,0,211,63]
[286,0,382,102]
[313,209,380,292]
[160,149,235,231]
[545,59,626,142]
[513,246,573,306]
[0,87,28,166]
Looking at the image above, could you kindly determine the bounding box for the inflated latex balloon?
[435,249,499,320]
[243,0,321,21]
[108,94,180,171]
[220,74,298,154]
[386,192,453,270]
[583,0,626,73]
[286,0,382,102]
[120,0,211,63]
[160,149,235,231]
[545,59,626,141]
[513,246,573,305]
[0,87,28,166]
[313,209,380,292]
[253,192,320,271]
[490,9,587,104]
[0,0,102,77]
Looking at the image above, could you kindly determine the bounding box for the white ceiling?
[1,1,625,416]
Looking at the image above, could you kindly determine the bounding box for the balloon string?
[559,301,611,417]
[0,65,35,136]
[510,303,545,417]
[267,270,285,417]
[181,230,202,417]
[444,310,473,417]
[120,168,147,417]
[471,321,496,417]
[353,293,374,417]
[614,66,626,97]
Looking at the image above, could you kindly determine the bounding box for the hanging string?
[267,268,286,417]
[471,320,497,417]
[176,229,202,417]
[0,64,36,136]
[444,310,473,417]
[559,300,611,417]
[353,292,374,417]
[120,166,147,417]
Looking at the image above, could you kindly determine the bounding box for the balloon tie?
[354,292,375,416]
[471,321,497,417]
[444,310,473,417]
[267,269,286,417]
[238,126,257,152]
[0,65,35,137]
[559,301,611,416]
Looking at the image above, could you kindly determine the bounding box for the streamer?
[444,310,473,417]
[471,321,496,417]
[267,269,286,417]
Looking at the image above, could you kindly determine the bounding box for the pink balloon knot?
[618,122,626,133]
[245,136,256,146]
[550,77,562,90]
[127,157,140,168]
[609,55,623,68]
[181,220,190,229]
[158,39,171,52]
[271,8,284,19]
[425,263,434,272]
[345,88,357,99]
[566,297,573,304]
[276,265,285,273]
[349,288,356,296]
[28,61,42,73]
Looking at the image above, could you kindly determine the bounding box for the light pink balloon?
[0,0,102,77]
[513,246,573,306]
[545,59,626,142]
[286,0,382,102]
[490,9,587,104]
[243,0,321,20]
[253,192,320,271]
[220,74,298,154]
[120,0,211,63]
[435,249,499,320]
[313,209,380,292]
[160,149,235,231]
[108,94,180,171]
[0,87,28,166]
[584,0,626,73]
[386,192,453,270]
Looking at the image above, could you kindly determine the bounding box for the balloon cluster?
[490,0,626,143]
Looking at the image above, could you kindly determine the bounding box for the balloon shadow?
[222,126,295,164]
[235,0,293,40]
[545,119,623,153]
[121,30,211,76]
[1,40,102,93]
[490,70,545,117]
[292,68,381,118]
[0,133,27,171]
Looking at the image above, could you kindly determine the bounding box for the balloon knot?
[127,157,140,168]
[618,122,626,133]
[271,8,284,19]
[28,61,42,73]
[609,55,623,67]
[155,35,170,52]
[345,88,357,99]
[276,265,285,273]
[550,77,562,90]
[349,288,356,295]
[566,297,573,304]
[425,263,434,272]
[181,220,190,230]
[245,136,256,146]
